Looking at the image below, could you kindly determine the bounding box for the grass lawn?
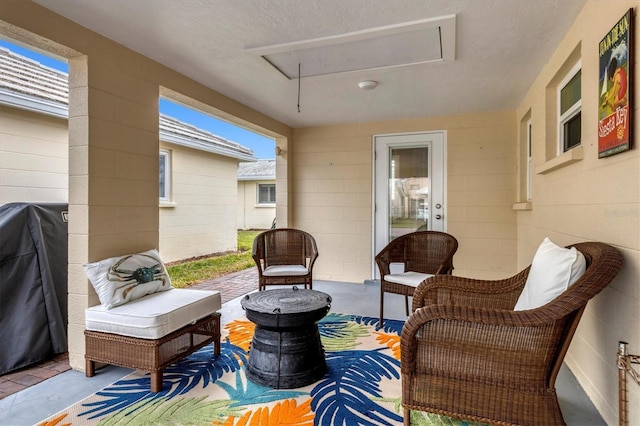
[167,230,262,288]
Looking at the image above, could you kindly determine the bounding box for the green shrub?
[167,230,262,288]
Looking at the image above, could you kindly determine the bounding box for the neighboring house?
[157,115,255,262]
[0,46,256,262]
[237,159,275,230]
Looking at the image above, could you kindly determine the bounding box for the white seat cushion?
[514,238,587,311]
[85,288,221,339]
[263,265,309,276]
[384,271,434,288]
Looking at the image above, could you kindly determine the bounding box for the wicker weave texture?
[375,231,458,324]
[400,242,623,426]
[252,228,318,291]
[85,313,221,392]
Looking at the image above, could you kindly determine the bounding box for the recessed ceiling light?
[358,80,379,90]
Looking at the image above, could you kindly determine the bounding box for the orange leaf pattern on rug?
[218,398,314,426]
[225,318,255,352]
[374,331,401,360]
[36,413,70,426]
[212,415,236,426]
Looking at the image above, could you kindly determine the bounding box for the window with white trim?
[159,150,171,202]
[257,183,275,204]
[516,110,532,204]
[526,119,532,201]
[558,63,581,153]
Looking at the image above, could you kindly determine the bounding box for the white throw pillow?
[514,238,586,311]
[83,249,173,309]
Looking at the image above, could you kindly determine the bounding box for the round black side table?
[241,287,332,389]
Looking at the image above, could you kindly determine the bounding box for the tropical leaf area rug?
[39,313,486,426]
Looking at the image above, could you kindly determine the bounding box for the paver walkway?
[189,266,258,303]
[0,353,70,400]
[0,267,259,400]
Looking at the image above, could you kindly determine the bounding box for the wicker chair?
[400,242,623,426]
[252,228,318,291]
[375,231,458,326]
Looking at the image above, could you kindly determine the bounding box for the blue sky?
[0,39,275,159]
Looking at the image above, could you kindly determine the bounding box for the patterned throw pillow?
[83,249,173,309]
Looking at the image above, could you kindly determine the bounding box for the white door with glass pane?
[373,132,446,277]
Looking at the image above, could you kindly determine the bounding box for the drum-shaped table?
[241,287,332,389]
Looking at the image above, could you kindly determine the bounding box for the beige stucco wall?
[292,110,517,283]
[515,1,640,424]
[0,0,292,371]
[159,143,238,262]
[237,179,276,230]
[0,105,68,204]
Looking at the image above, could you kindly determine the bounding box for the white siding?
[0,105,68,204]
[159,143,239,262]
[237,179,276,230]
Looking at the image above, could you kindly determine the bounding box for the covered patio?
[0,1,638,424]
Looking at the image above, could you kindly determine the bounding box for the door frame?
[371,131,447,278]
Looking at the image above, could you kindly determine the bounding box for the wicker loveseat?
[85,288,221,393]
[82,249,221,393]
[400,242,622,426]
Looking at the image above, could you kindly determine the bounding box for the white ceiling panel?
[250,16,454,79]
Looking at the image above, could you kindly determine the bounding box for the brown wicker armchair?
[252,228,319,291]
[400,242,623,426]
[375,231,458,326]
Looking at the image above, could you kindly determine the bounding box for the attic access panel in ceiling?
[247,15,456,79]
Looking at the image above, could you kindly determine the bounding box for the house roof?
[0,46,255,161]
[238,160,275,181]
[159,114,254,160]
[0,47,68,118]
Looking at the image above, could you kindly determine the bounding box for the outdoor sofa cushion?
[83,249,172,309]
[514,237,586,311]
[383,271,434,288]
[263,265,309,276]
[85,288,221,339]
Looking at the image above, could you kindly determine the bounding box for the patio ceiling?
[33,0,586,129]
